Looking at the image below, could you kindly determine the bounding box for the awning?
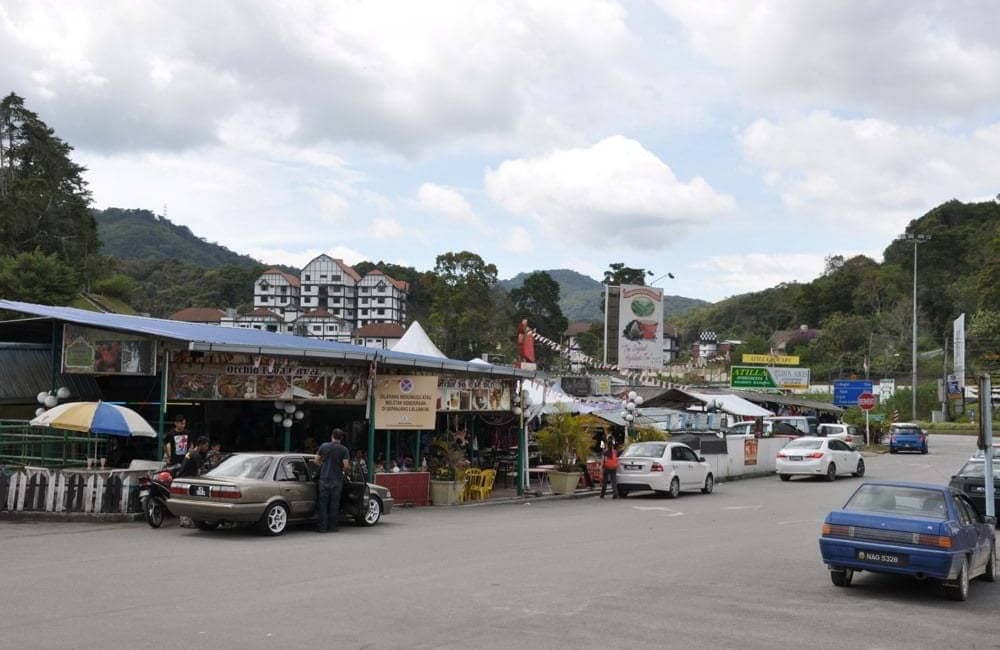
[729,390,843,414]
[641,388,773,418]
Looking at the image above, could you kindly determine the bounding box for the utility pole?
[897,233,930,421]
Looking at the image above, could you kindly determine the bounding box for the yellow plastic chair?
[470,469,496,501]
[461,468,483,502]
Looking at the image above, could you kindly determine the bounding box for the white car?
[776,437,865,482]
[616,441,714,498]
[817,423,863,447]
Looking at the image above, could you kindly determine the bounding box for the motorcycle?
[139,465,179,528]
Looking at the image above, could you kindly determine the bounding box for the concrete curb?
[0,511,145,523]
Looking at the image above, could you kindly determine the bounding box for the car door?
[956,495,989,573]
[680,445,708,488]
[274,456,315,517]
[671,445,697,489]
[829,440,853,474]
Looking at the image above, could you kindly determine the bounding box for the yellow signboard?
[742,353,800,366]
[374,375,438,430]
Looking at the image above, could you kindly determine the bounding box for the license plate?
[139,489,149,498]
[623,464,641,471]
[189,485,209,497]
[789,456,802,461]
[856,549,908,566]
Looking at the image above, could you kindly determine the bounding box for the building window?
[377,297,385,304]
[312,325,321,332]
[377,309,385,315]
[320,274,327,280]
[304,274,311,281]
[332,275,341,281]
[333,286,342,293]
[361,309,369,315]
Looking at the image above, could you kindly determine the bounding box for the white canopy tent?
[390,321,446,358]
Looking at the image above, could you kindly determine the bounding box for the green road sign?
[730,366,778,389]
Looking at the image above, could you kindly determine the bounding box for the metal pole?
[981,374,994,519]
[911,239,918,421]
[865,409,870,447]
[157,352,170,461]
[367,364,376,477]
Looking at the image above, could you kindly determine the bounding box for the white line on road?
[722,505,763,511]
[631,506,684,516]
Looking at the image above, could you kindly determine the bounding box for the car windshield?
[957,459,1000,479]
[623,443,667,458]
[204,455,273,480]
[783,439,822,450]
[845,485,948,520]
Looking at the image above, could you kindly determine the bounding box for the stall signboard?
[741,353,800,366]
[437,376,512,412]
[593,376,613,396]
[62,324,157,375]
[617,284,664,370]
[730,365,811,390]
[374,375,438,430]
[744,438,758,466]
[168,351,367,402]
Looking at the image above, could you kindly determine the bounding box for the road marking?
[722,505,763,511]
[631,506,684,516]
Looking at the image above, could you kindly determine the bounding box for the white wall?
[702,436,791,481]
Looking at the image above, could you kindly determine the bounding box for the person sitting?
[176,436,210,477]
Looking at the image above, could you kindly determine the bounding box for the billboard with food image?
[168,351,367,402]
[617,284,664,370]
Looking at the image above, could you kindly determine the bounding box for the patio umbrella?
[30,401,156,437]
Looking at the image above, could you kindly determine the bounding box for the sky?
[3,1,1000,302]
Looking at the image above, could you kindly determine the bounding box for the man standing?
[313,428,350,533]
[164,415,190,465]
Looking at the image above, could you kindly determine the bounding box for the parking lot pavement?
[0,434,995,650]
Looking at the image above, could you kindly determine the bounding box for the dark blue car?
[819,481,996,600]
[888,423,928,454]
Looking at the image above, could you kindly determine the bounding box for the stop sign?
[858,392,877,411]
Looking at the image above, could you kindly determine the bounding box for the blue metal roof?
[0,300,533,379]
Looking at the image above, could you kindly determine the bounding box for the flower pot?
[547,470,582,495]
[430,479,462,506]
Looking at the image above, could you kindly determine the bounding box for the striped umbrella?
[30,401,156,437]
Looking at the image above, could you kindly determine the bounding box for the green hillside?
[94,208,262,269]
[501,268,709,322]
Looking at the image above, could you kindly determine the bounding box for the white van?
[816,423,861,447]
[725,416,810,438]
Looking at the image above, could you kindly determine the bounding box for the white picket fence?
[0,467,153,515]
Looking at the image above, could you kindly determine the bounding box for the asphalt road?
[1,435,997,650]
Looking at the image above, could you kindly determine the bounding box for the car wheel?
[193,520,219,531]
[985,544,997,583]
[853,459,865,478]
[825,463,837,482]
[356,495,382,527]
[667,477,680,499]
[701,474,714,494]
[946,557,970,601]
[145,499,164,529]
[779,474,791,482]
[258,502,289,536]
[830,568,853,587]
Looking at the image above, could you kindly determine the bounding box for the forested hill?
[501,268,710,321]
[94,208,262,269]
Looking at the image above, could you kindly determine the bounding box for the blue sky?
[4,1,1000,301]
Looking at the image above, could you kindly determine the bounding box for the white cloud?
[372,217,405,239]
[416,183,480,226]
[501,226,535,254]
[693,253,829,297]
[738,112,1000,235]
[485,136,735,249]
[657,1,1000,118]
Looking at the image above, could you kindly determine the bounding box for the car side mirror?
[698,456,706,463]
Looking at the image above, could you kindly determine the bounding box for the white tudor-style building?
[357,269,408,327]
[253,268,301,322]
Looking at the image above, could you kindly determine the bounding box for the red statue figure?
[517,319,535,364]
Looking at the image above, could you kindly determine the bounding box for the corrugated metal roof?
[730,390,843,414]
[0,343,102,404]
[591,407,688,427]
[0,300,534,378]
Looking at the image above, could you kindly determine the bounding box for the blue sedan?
[819,481,997,600]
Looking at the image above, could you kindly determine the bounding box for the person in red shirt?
[600,439,619,499]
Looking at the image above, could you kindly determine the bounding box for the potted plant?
[535,408,591,494]
[428,439,469,506]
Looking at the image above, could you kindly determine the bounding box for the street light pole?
[897,233,930,421]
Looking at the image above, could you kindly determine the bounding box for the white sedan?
[616,441,714,498]
[776,437,865,482]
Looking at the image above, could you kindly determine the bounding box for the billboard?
[833,380,874,406]
[730,366,811,390]
[741,353,800,366]
[374,375,438,430]
[437,377,512,412]
[616,284,664,370]
[62,324,157,376]
[954,313,966,388]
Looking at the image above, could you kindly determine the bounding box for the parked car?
[776,437,864,482]
[819,481,996,601]
[165,452,393,535]
[726,418,808,438]
[949,457,1000,522]
[888,422,928,454]
[817,423,862,448]
[616,441,714,498]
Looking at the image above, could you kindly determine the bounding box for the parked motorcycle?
[139,465,178,528]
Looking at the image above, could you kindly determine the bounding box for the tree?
[510,271,568,369]
[427,251,507,359]
[602,262,651,286]
[0,93,98,266]
[0,250,79,304]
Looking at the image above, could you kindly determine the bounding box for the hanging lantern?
[294,410,304,420]
[56,386,71,400]
[35,407,45,417]
[284,404,296,414]
[272,413,283,423]
[282,418,293,428]
[635,395,644,406]
[624,413,634,422]
[513,406,522,416]
[37,392,48,405]
[273,400,285,410]
[43,395,58,408]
